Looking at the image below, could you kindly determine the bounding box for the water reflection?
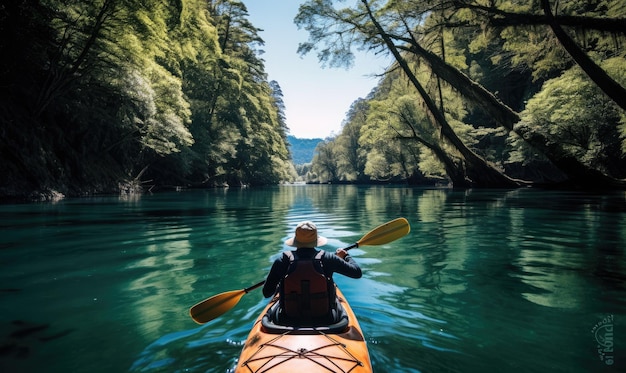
[126,228,195,338]
[1,187,625,373]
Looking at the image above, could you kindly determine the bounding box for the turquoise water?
[0,186,624,372]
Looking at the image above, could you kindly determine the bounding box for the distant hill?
[287,135,323,165]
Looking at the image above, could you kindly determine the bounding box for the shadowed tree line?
[300,0,625,189]
[0,0,296,199]
[2,0,624,198]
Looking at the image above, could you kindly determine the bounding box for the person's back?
[281,250,330,321]
[263,221,362,326]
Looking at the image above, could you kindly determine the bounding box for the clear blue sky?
[244,0,389,139]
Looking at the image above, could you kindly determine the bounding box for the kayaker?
[262,221,362,325]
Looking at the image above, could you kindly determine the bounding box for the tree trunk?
[454,1,626,34]
[35,0,115,117]
[398,116,470,187]
[362,0,520,188]
[540,0,626,111]
[394,35,624,188]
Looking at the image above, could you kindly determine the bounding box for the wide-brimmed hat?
[285,221,328,247]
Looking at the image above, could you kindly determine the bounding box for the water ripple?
[1,188,624,373]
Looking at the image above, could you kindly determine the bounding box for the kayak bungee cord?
[240,332,364,373]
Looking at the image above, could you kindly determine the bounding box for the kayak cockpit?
[261,299,349,335]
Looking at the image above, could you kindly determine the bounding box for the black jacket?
[262,248,362,298]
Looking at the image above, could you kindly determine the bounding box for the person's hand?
[336,248,349,259]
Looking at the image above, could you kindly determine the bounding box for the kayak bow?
[235,286,372,373]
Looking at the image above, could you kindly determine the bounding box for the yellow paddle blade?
[356,217,410,247]
[189,289,246,324]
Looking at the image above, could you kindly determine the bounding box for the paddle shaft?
[245,280,266,293]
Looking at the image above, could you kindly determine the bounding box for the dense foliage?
[299,0,626,188]
[2,0,625,198]
[0,0,295,199]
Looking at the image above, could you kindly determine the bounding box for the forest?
[0,0,296,200]
[302,0,626,188]
[0,1,625,200]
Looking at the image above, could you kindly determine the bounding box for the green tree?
[335,98,370,181]
[182,0,291,186]
[0,0,292,197]
[456,0,626,110]
[1,0,202,195]
[297,0,520,187]
[312,140,340,182]
[270,80,290,141]
[519,61,626,177]
[361,71,454,183]
[296,0,626,188]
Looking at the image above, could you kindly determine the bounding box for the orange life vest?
[282,250,331,320]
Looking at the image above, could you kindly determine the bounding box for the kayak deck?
[235,287,372,372]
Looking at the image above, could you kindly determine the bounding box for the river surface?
[0,185,625,373]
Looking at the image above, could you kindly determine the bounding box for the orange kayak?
[234,286,373,372]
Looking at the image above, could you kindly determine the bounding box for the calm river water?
[0,185,624,372]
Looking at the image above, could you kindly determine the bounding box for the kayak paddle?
[189,217,410,324]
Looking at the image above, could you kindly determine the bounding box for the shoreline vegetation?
[1,1,624,202]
